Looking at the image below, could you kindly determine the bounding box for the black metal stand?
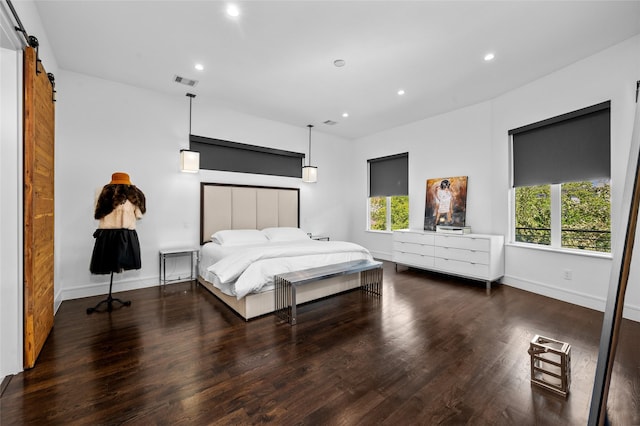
[86,271,131,314]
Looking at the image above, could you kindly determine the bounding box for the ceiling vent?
[323,120,338,126]
[174,75,198,87]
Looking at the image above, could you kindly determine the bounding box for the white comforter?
[205,240,373,299]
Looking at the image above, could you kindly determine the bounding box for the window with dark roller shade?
[367,153,409,232]
[510,101,610,187]
[190,134,305,178]
[368,153,409,197]
[510,101,611,253]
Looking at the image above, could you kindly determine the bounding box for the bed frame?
[198,183,360,320]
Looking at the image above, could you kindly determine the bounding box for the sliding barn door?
[23,46,55,369]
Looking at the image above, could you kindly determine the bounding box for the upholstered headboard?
[200,183,300,245]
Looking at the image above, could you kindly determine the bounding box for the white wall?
[350,101,494,259]
[0,45,23,380]
[492,35,640,320]
[55,70,355,303]
[351,35,640,321]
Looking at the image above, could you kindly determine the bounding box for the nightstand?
[158,248,199,286]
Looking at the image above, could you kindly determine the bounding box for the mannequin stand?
[87,271,131,314]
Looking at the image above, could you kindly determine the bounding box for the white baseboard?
[503,274,640,322]
[57,268,640,323]
[61,275,159,301]
[622,303,640,322]
[60,268,196,302]
[54,289,63,314]
[370,250,392,261]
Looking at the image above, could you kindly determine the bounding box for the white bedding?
[199,240,373,299]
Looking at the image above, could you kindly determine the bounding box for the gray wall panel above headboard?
[200,183,300,245]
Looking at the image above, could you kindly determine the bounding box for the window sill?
[506,241,612,260]
[366,229,393,235]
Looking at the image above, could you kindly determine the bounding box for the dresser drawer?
[393,252,435,269]
[394,231,435,245]
[434,235,490,251]
[434,257,489,279]
[434,246,489,264]
[393,241,435,257]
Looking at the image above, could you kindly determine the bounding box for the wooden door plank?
[23,46,55,369]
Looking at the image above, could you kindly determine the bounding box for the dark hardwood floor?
[2,262,639,425]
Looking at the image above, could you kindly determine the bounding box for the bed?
[198,183,375,320]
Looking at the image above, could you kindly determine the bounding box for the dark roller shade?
[368,153,408,197]
[190,135,304,178]
[510,101,610,187]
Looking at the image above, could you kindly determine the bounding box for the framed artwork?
[424,176,468,231]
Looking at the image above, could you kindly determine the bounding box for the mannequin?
[87,172,146,313]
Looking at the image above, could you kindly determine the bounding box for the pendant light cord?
[307,124,313,166]
[187,93,196,135]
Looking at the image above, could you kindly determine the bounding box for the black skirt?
[90,229,141,274]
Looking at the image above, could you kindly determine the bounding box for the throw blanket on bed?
[207,241,373,299]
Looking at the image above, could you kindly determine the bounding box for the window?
[190,134,305,177]
[514,180,611,252]
[510,102,611,253]
[514,184,551,246]
[369,195,409,231]
[368,153,409,231]
[561,179,611,251]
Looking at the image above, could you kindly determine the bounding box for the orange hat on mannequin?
[109,172,131,185]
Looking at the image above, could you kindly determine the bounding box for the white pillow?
[211,229,269,246]
[262,227,310,242]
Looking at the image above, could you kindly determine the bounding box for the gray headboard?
[200,183,300,245]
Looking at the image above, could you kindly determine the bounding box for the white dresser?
[393,229,504,292]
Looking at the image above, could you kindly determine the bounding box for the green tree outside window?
[369,195,409,231]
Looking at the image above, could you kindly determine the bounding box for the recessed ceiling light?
[194,63,204,71]
[397,89,405,96]
[342,112,349,118]
[334,59,346,67]
[226,4,240,17]
[484,52,495,61]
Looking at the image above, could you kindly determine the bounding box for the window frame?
[367,195,410,233]
[510,178,612,255]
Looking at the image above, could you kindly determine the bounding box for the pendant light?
[180,93,200,173]
[302,124,317,183]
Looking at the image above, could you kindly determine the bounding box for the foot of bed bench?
[274,260,383,325]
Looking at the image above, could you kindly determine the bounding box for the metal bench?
[274,259,383,325]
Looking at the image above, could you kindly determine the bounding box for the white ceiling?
[34,1,640,139]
